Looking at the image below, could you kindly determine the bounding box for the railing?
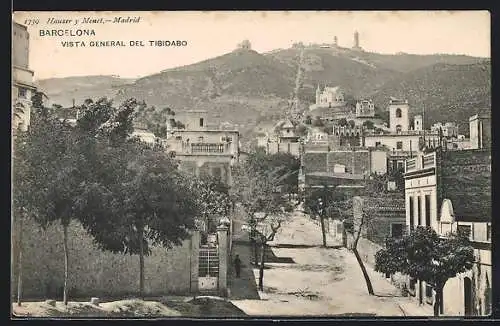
[422,152,436,169]
[191,143,227,154]
[405,152,436,173]
[405,158,417,172]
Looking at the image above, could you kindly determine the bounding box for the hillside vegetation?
[37,46,490,140]
[371,61,491,133]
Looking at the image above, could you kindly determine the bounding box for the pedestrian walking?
[234,254,241,278]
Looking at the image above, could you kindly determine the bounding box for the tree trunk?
[352,223,374,296]
[252,237,258,266]
[16,213,23,306]
[434,285,444,317]
[352,247,374,295]
[63,224,69,306]
[319,215,327,247]
[258,243,265,291]
[139,228,145,299]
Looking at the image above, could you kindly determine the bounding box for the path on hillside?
[229,210,433,317]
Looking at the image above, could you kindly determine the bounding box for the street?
[229,209,433,316]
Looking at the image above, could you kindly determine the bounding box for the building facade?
[355,99,375,118]
[12,22,37,132]
[403,149,491,316]
[431,122,459,138]
[388,98,410,133]
[469,113,491,150]
[314,86,346,109]
[258,119,301,156]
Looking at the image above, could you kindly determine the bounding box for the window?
[409,197,414,231]
[425,195,431,227]
[457,224,472,239]
[175,136,182,140]
[396,141,403,150]
[396,108,402,118]
[18,87,27,98]
[391,223,404,239]
[198,136,204,143]
[375,141,381,147]
[199,118,204,127]
[417,196,422,226]
[396,125,402,133]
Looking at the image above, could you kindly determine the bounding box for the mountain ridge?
[36,46,490,139]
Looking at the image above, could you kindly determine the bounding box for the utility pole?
[422,104,426,151]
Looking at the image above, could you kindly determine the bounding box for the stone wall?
[326,151,370,174]
[11,216,195,299]
[438,149,491,222]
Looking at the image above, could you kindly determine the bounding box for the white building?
[355,99,375,118]
[388,97,410,133]
[404,149,491,316]
[12,22,37,132]
[313,85,346,109]
[431,122,459,138]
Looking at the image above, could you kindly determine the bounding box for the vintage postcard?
[11,11,491,318]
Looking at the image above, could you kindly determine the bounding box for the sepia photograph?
[11,10,491,318]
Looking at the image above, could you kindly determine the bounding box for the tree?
[189,175,232,240]
[75,98,200,297]
[375,226,474,316]
[80,144,199,297]
[295,124,308,137]
[338,118,348,126]
[265,152,301,197]
[12,91,52,305]
[362,120,375,130]
[304,115,312,125]
[13,111,90,305]
[348,196,375,295]
[232,150,297,290]
[304,185,349,247]
[348,120,356,128]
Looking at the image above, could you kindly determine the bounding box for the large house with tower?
[364,97,440,172]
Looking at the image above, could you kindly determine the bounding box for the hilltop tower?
[352,31,363,51]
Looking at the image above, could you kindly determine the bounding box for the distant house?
[262,118,301,156]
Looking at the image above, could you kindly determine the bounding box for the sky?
[13,11,491,80]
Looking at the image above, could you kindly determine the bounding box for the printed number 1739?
[24,19,39,25]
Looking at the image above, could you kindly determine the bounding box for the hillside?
[36,47,490,140]
[370,61,491,134]
[37,75,136,107]
[267,47,400,100]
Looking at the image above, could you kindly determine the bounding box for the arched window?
[396,108,402,118]
[396,125,402,133]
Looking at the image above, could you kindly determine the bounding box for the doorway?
[464,277,473,315]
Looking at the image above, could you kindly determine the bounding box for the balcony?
[405,152,436,173]
[190,143,228,154]
[13,66,36,88]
